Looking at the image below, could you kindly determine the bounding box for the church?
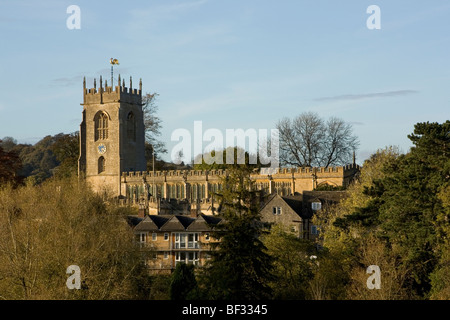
[77,76,359,271]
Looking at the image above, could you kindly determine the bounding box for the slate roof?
[302,191,346,218]
[133,214,223,232]
[281,195,303,217]
[259,191,346,219]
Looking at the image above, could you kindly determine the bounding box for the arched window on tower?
[98,156,106,174]
[95,112,109,141]
[127,112,136,141]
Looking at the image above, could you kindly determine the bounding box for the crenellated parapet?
[82,75,142,105]
[121,165,360,185]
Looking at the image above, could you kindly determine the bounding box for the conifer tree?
[199,165,273,300]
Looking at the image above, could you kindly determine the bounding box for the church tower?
[78,75,146,196]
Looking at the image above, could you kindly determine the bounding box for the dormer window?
[311,202,322,211]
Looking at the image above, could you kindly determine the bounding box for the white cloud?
[314,90,418,102]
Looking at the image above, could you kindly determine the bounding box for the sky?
[0,0,449,164]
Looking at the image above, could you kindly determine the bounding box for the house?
[131,214,222,274]
[259,191,346,240]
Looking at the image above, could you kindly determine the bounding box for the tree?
[321,121,450,299]
[0,176,151,299]
[262,225,315,299]
[309,147,404,300]
[0,140,22,186]
[170,263,198,300]
[276,112,359,167]
[0,136,18,152]
[192,146,262,171]
[51,132,79,178]
[142,93,167,158]
[198,165,273,300]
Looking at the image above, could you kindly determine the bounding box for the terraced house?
[132,214,222,274]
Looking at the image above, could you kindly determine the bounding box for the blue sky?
[0,0,449,164]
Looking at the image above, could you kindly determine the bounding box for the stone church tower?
[78,75,146,196]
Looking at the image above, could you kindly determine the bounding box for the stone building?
[259,191,346,240]
[78,75,146,196]
[77,76,359,271]
[133,214,222,274]
[78,76,359,216]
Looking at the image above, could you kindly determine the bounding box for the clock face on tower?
[97,143,106,154]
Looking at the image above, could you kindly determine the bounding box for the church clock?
[97,143,107,155]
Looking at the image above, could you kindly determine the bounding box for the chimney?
[138,203,146,218]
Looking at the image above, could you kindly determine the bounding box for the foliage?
[51,132,79,178]
[0,140,23,186]
[0,176,151,299]
[192,146,264,171]
[1,133,79,185]
[315,121,449,299]
[198,165,274,300]
[262,225,315,299]
[169,263,198,300]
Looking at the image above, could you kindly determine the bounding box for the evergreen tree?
[330,121,449,299]
[170,263,198,300]
[199,165,274,300]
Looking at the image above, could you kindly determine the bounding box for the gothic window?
[127,112,136,141]
[201,184,205,199]
[192,184,198,200]
[98,156,106,174]
[95,112,109,141]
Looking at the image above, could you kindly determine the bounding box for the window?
[152,233,157,241]
[175,251,199,266]
[163,252,169,260]
[136,233,147,245]
[205,233,210,241]
[164,233,169,241]
[272,207,282,215]
[175,233,199,249]
[94,112,109,141]
[311,202,322,211]
[126,112,136,141]
[98,156,106,174]
[311,225,319,235]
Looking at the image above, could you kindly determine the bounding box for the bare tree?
[321,117,359,168]
[142,93,167,157]
[277,112,359,168]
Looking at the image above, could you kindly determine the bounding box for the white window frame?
[272,207,282,215]
[174,233,199,249]
[311,225,319,235]
[138,232,147,243]
[164,233,169,241]
[175,251,199,265]
[205,232,210,241]
[152,232,157,241]
[311,202,322,211]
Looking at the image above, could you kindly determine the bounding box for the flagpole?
[109,58,119,88]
